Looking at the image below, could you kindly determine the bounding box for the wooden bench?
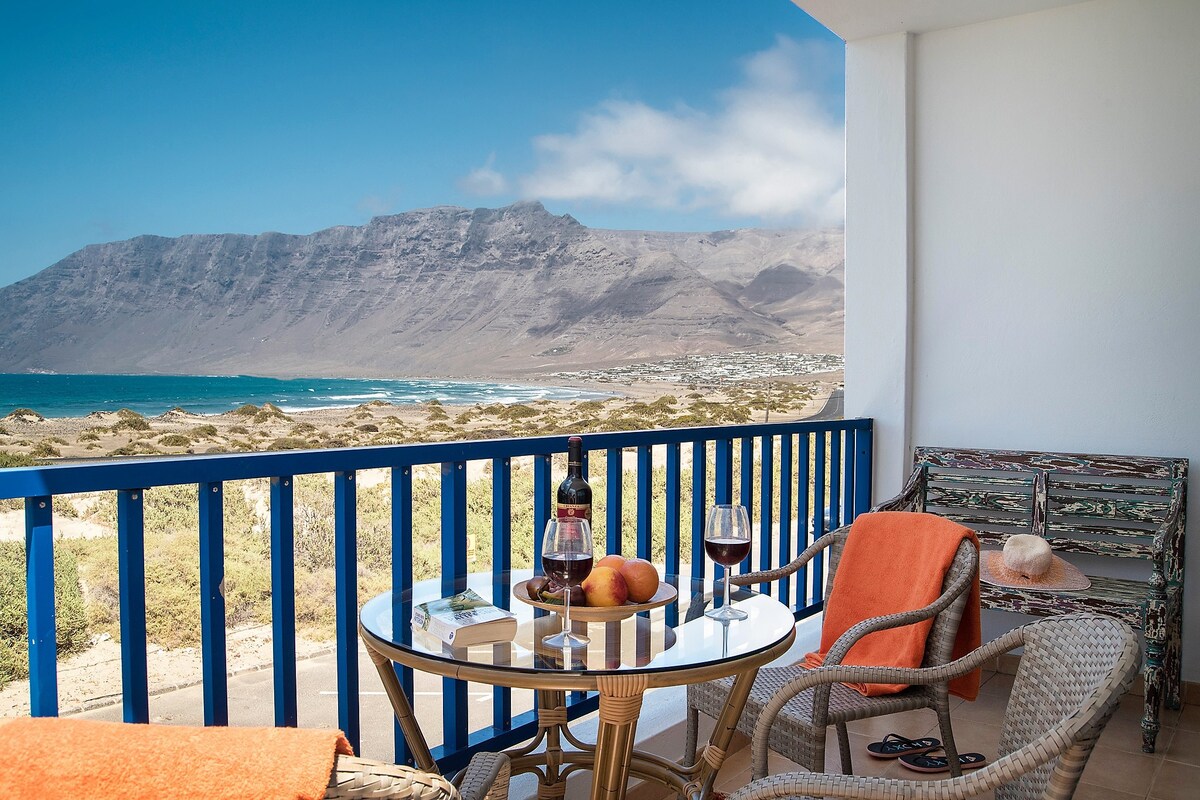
[877,446,1187,752]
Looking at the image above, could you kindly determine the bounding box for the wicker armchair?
[686,526,978,778]
[326,752,510,800]
[729,613,1140,800]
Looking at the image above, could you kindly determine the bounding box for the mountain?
[0,202,843,378]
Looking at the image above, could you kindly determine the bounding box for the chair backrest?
[996,614,1140,800]
[825,527,977,672]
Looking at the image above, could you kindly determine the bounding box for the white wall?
[845,0,1200,678]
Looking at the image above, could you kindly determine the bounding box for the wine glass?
[541,516,593,648]
[704,503,751,621]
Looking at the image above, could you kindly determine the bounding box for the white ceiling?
[793,0,1089,40]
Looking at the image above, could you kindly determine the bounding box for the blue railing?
[2,418,872,770]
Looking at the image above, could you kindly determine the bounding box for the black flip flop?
[865,733,942,759]
[899,747,988,773]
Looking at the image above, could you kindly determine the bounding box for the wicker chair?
[326,751,510,800]
[686,526,978,778]
[729,613,1140,800]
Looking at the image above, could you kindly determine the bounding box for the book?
[411,589,517,647]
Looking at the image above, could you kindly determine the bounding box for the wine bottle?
[556,436,592,524]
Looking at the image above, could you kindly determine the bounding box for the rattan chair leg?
[936,704,962,778]
[835,722,852,775]
[684,706,699,765]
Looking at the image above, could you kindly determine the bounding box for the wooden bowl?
[512,580,678,622]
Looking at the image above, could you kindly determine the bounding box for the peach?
[581,566,629,607]
[595,554,626,571]
[619,558,660,603]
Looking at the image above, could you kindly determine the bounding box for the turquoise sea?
[0,373,607,419]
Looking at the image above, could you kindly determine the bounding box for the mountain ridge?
[0,202,843,378]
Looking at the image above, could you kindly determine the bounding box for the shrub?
[157,434,192,447]
[111,417,151,432]
[29,441,61,458]
[499,404,538,420]
[116,408,144,422]
[230,404,259,417]
[291,422,317,435]
[356,423,379,433]
[0,541,89,688]
[78,431,101,442]
[193,424,219,438]
[227,425,249,435]
[5,408,44,422]
[0,426,8,436]
[267,437,308,451]
[0,453,40,468]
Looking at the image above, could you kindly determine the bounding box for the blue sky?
[0,1,844,287]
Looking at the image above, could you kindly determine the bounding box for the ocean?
[0,373,608,419]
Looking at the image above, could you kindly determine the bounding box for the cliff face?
[0,202,843,377]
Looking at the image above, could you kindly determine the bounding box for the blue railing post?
[441,460,469,753]
[491,458,512,733]
[830,430,843,530]
[606,448,622,554]
[664,443,681,578]
[854,425,874,519]
[392,466,415,764]
[25,496,56,717]
[334,471,359,752]
[636,445,652,560]
[797,434,811,607]
[813,435,828,603]
[714,439,734,581]
[779,436,794,608]
[270,476,297,728]
[117,488,148,723]
[198,481,227,726]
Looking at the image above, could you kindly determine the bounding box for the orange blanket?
[802,511,981,699]
[0,717,353,800]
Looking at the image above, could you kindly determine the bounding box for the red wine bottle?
[556,436,592,524]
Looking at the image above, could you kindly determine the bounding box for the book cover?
[411,589,517,647]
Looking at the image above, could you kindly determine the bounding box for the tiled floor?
[619,671,1199,800]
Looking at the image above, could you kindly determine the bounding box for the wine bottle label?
[556,503,592,522]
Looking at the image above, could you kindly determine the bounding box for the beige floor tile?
[1072,782,1147,800]
[978,672,1016,696]
[1161,728,1200,767]
[1102,701,1176,755]
[951,688,1011,725]
[843,708,941,742]
[1081,745,1166,797]
[1149,759,1200,800]
[1175,704,1200,733]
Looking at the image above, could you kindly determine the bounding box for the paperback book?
[411,589,517,647]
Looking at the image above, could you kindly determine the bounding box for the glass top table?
[359,575,797,800]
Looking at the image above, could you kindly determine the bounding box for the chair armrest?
[822,542,977,667]
[872,465,926,513]
[1152,486,1186,577]
[750,627,1025,777]
[454,752,510,800]
[731,529,846,587]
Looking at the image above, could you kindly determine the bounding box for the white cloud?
[516,36,845,226]
[459,153,509,195]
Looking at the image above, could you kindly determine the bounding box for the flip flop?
[899,748,988,773]
[865,733,942,759]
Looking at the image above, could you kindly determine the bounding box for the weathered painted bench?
[877,446,1187,752]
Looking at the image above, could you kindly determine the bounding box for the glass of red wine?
[704,503,751,621]
[541,516,593,648]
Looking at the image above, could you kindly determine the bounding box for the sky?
[0,1,845,288]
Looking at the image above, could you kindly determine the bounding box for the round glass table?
[359,576,796,800]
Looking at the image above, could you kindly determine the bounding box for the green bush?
[0,453,40,468]
[267,437,308,451]
[5,408,44,421]
[0,541,90,688]
[111,417,151,432]
[230,404,259,417]
[157,434,192,447]
[29,441,61,458]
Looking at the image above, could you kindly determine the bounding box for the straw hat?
[980,534,1090,591]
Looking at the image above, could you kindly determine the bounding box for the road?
[805,388,844,420]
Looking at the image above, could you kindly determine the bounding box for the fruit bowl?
[512,580,678,622]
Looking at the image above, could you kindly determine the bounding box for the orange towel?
[0,717,353,800]
[802,511,981,700]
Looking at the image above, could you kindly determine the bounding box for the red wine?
[556,436,592,523]
[543,553,594,585]
[705,537,751,567]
